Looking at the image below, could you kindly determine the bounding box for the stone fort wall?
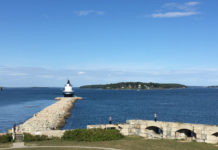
[87,120,218,144]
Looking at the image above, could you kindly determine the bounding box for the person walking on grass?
[154,113,157,122]
[109,116,112,124]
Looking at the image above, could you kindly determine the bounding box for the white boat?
[63,80,74,97]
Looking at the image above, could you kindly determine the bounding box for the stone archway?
[145,126,163,139]
[211,132,218,143]
[175,129,196,140]
[212,132,218,137]
[118,126,123,130]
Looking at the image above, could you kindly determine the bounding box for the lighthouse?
[63,80,74,97]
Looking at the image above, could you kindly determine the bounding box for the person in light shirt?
[154,113,157,122]
[109,116,112,124]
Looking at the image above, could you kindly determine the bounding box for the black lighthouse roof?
[67,80,72,86]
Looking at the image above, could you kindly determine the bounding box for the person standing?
[109,116,112,124]
[154,113,157,122]
[13,122,16,133]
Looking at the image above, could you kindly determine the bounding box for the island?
[0,86,2,91]
[80,82,187,90]
[207,86,218,88]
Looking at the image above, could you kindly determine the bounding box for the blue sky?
[0,0,218,87]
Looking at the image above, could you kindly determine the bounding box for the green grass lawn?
[0,142,12,148]
[1,136,218,150]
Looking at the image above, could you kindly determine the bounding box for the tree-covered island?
[80,82,187,90]
[207,86,218,88]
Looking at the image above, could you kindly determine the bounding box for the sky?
[0,0,218,87]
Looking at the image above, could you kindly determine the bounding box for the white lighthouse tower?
[63,80,74,97]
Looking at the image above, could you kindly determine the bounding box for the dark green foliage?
[0,134,12,143]
[80,82,187,89]
[23,133,49,142]
[62,129,124,141]
[208,86,218,88]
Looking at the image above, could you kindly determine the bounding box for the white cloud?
[8,73,28,76]
[163,1,200,10]
[163,2,185,10]
[150,1,200,18]
[185,2,200,6]
[75,10,104,16]
[78,71,85,75]
[152,11,199,18]
[1,66,218,87]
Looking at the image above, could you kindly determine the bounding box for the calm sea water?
[0,87,218,132]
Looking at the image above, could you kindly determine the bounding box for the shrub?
[0,134,12,143]
[23,133,49,142]
[62,129,124,142]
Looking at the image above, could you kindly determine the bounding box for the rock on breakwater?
[19,97,82,133]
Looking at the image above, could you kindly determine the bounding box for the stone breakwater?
[19,97,82,134]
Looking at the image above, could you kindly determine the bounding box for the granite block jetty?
[19,97,82,134]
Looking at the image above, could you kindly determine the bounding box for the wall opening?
[212,132,218,137]
[145,126,163,138]
[212,132,218,143]
[118,126,123,130]
[175,129,196,140]
[106,127,116,130]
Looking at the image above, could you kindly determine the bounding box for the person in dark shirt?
[13,122,16,133]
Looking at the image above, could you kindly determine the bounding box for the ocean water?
[0,87,218,132]
[0,88,60,132]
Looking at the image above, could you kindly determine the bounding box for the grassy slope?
[9,136,216,150]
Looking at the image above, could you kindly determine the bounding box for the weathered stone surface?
[0,133,7,136]
[19,97,82,134]
[87,120,218,144]
[32,130,65,138]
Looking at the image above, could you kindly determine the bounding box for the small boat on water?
[63,80,74,97]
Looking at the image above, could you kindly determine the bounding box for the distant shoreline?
[1,86,218,89]
[207,86,218,88]
[80,82,187,90]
